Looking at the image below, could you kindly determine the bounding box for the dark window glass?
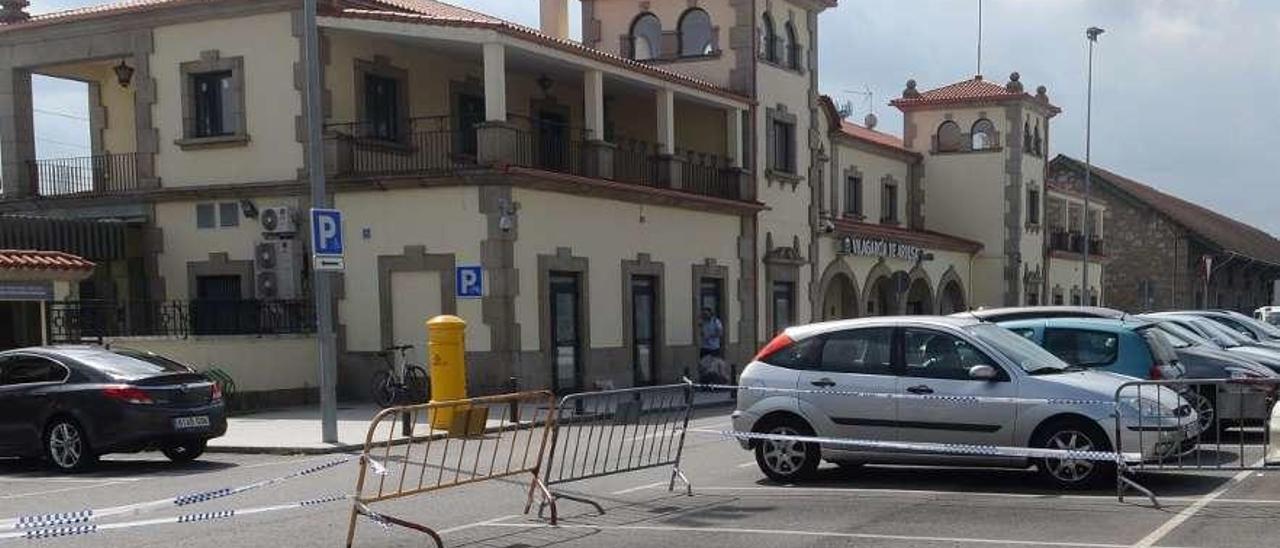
[456,93,485,157]
[785,21,801,69]
[936,121,962,152]
[881,183,898,223]
[192,71,233,137]
[0,356,67,385]
[1042,329,1119,367]
[1027,292,1039,306]
[819,328,894,375]
[903,328,1000,380]
[1053,293,1065,306]
[1028,189,1040,224]
[761,336,822,369]
[57,348,188,380]
[771,119,795,173]
[845,176,862,217]
[761,13,779,63]
[631,13,662,60]
[1137,327,1179,366]
[772,281,795,333]
[1009,328,1037,340]
[678,8,713,56]
[740,110,751,167]
[196,203,216,229]
[1211,316,1256,340]
[218,202,239,228]
[364,73,400,141]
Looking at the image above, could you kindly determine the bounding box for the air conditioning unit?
[254,240,302,300]
[259,206,298,236]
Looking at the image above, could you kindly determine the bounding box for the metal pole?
[1082,27,1102,306]
[303,0,339,443]
[976,0,982,76]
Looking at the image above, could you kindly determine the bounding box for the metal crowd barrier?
[542,383,696,514]
[345,391,558,548]
[1115,378,1280,503]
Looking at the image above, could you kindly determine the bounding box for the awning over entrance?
[0,250,94,350]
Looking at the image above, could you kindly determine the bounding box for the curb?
[207,395,736,456]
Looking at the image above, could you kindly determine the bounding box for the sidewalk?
[208,390,736,455]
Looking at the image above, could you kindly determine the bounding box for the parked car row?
[733,306,1280,489]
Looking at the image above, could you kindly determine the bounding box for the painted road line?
[479,522,1133,548]
[735,462,755,468]
[0,481,131,501]
[1131,460,1260,548]
[436,514,521,536]
[611,482,667,495]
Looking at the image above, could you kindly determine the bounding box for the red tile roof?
[1052,155,1280,266]
[839,119,909,153]
[0,250,95,273]
[891,75,1059,113]
[832,219,983,254]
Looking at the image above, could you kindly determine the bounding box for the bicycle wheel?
[404,365,431,404]
[371,370,397,408]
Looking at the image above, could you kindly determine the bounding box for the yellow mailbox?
[427,315,468,428]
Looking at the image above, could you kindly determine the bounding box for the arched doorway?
[905,277,934,315]
[865,274,898,316]
[939,280,966,314]
[821,274,858,320]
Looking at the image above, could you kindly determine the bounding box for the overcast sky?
[31,0,1280,234]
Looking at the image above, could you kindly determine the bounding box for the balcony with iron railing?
[21,152,142,198]
[324,115,742,201]
[1049,229,1105,257]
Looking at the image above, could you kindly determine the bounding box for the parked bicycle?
[371,344,430,408]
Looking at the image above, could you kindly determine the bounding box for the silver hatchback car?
[732,316,1199,488]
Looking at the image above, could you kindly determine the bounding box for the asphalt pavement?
[2,407,1279,547]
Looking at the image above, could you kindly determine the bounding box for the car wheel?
[1033,419,1114,490]
[162,440,207,463]
[1190,389,1219,442]
[753,416,820,482]
[45,419,97,473]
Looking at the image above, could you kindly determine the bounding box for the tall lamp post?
[1081,26,1104,306]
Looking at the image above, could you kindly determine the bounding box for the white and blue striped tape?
[0,456,353,533]
[689,382,1117,407]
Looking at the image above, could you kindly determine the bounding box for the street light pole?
[303,0,338,443]
[1081,26,1103,307]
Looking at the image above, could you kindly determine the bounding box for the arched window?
[971,119,995,150]
[761,13,778,63]
[936,120,962,152]
[785,21,801,69]
[630,13,662,61]
[678,8,713,57]
[1033,123,1043,156]
[1023,120,1033,153]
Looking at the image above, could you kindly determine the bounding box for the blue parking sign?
[311,209,344,256]
[456,266,483,298]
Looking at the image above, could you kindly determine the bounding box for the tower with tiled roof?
[891,73,1060,307]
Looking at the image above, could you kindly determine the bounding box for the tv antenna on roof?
[842,86,877,128]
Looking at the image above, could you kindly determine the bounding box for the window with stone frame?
[936,120,962,152]
[881,181,899,224]
[1052,287,1065,306]
[630,12,663,61]
[844,175,863,218]
[785,21,802,70]
[179,51,246,148]
[363,73,402,141]
[761,12,779,63]
[772,281,795,333]
[770,118,796,174]
[678,8,715,57]
[1027,188,1041,226]
[971,118,996,150]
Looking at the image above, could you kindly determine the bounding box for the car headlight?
[1120,396,1177,420]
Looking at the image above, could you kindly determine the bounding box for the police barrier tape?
[0,494,351,542]
[0,456,353,533]
[687,381,1117,407]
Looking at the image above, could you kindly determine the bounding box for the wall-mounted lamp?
[536,74,554,98]
[497,198,518,233]
[113,60,135,88]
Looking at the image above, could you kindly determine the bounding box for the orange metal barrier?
[345,391,558,547]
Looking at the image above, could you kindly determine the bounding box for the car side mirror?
[969,365,998,381]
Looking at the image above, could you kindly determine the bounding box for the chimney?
[539,0,569,40]
[0,0,29,24]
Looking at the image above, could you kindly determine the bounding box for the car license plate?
[173,416,211,430]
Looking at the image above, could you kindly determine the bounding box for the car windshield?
[1192,318,1253,346]
[1152,324,1196,349]
[1155,322,1211,348]
[62,348,193,379]
[1236,313,1280,338]
[965,323,1073,374]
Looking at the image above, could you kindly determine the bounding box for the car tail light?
[103,385,154,405]
[1149,364,1163,380]
[754,332,795,362]
[210,382,223,403]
